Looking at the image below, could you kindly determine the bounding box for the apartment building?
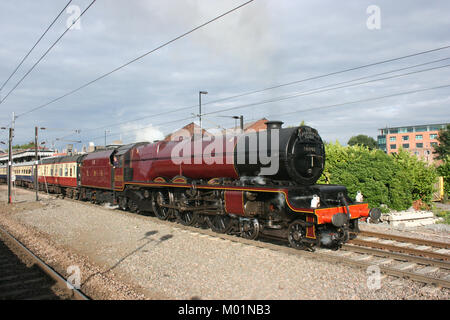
[377,123,448,164]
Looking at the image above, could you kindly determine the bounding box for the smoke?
[120,123,165,143]
[320,233,332,246]
[239,175,267,185]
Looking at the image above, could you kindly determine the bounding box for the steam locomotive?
[1,121,380,250]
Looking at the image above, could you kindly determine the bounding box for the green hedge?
[317,142,438,211]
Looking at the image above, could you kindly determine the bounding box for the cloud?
[0,0,449,149]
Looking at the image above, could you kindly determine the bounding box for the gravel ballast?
[0,185,448,299]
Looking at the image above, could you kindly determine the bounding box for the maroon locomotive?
[34,121,379,250]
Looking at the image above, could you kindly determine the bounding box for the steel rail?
[0,225,89,300]
[342,244,450,269]
[348,238,449,261]
[359,230,450,249]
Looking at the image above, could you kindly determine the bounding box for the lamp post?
[232,115,244,133]
[105,129,110,146]
[199,91,208,135]
[1,126,13,204]
[35,127,46,201]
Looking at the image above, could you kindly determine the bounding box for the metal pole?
[35,126,38,201]
[7,128,12,204]
[240,115,244,132]
[198,91,208,137]
[199,92,202,133]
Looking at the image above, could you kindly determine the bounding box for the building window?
[416,143,423,148]
[402,143,409,149]
[416,127,427,132]
[415,135,423,140]
[390,144,397,150]
[402,136,409,141]
[399,128,407,133]
[390,136,396,142]
[431,142,438,147]
[430,134,438,139]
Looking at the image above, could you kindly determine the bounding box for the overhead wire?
[14,0,255,118]
[0,0,73,93]
[0,0,97,106]
[68,52,450,136]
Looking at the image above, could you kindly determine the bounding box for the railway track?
[0,225,89,300]
[109,204,450,289]
[7,187,450,291]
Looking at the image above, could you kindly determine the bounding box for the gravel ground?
[0,185,449,300]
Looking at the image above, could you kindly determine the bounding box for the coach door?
[113,155,124,190]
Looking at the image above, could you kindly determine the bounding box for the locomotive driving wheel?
[174,193,198,226]
[118,196,128,210]
[240,219,260,240]
[288,220,307,249]
[153,191,172,220]
[128,199,139,213]
[207,215,233,234]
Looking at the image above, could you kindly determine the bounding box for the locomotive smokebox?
[234,122,325,185]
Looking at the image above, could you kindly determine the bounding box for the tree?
[347,135,377,150]
[433,124,450,160]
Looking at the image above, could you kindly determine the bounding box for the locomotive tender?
[1,121,380,250]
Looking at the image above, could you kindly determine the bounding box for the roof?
[378,123,449,130]
[163,122,212,141]
[223,118,268,135]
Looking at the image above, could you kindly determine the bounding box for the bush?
[318,142,438,210]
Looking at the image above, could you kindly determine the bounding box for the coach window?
[60,168,63,176]
[70,168,73,177]
[65,167,68,177]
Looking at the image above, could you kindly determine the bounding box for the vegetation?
[318,142,438,211]
[12,142,35,150]
[347,134,377,150]
[433,208,450,224]
[433,124,450,160]
[433,125,450,199]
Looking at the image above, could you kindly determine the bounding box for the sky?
[0,0,449,151]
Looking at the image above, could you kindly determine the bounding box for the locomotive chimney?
[265,121,283,131]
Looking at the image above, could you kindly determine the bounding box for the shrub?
[319,142,437,210]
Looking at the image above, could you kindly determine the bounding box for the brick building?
[377,123,448,164]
